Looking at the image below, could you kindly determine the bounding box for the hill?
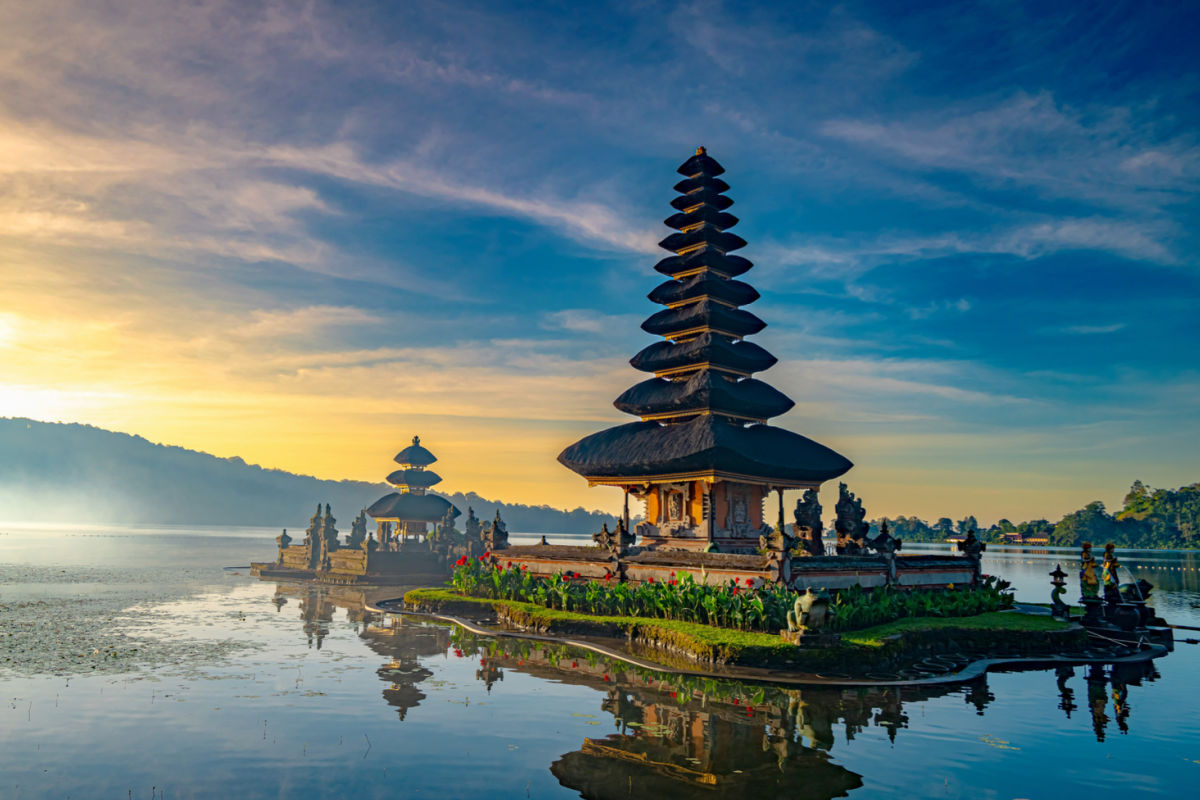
[0,418,617,533]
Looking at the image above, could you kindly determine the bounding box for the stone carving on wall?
[792,488,824,556]
[833,483,868,556]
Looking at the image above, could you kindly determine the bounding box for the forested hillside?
[879,481,1199,549]
[0,418,616,533]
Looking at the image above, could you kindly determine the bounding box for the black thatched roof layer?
[647,275,758,307]
[367,491,459,521]
[653,250,752,278]
[558,415,853,483]
[613,372,794,419]
[386,468,442,489]
[663,207,738,231]
[673,175,729,194]
[669,189,733,212]
[642,300,765,338]
[393,436,437,467]
[659,227,747,254]
[677,150,725,177]
[630,333,778,375]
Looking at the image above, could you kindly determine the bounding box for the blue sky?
[0,0,1197,522]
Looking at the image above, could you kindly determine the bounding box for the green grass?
[403,587,791,662]
[402,588,1075,668]
[843,611,1072,647]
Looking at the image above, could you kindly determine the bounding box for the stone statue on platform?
[793,488,824,556]
[319,504,339,570]
[866,520,903,583]
[484,510,509,551]
[1080,541,1099,598]
[304,504,324,570]
[786,588,833,632]
[429,508,460,559]
[833,483,868,555]
[347,510,367,550]
[760,523,798,584]
[1078,541,1102,625]
[275,529,291,564]
[956,528,985,584]
[463,507,484,557]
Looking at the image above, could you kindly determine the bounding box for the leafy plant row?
[448,555,1014,633]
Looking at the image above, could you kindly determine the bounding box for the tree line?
[877,481,1199,550]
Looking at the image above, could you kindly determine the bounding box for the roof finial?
[696,145,706,155]
[412,434,420,445]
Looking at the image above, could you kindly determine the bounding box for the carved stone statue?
[1080,541,1099,598]
[833,483,868,555]
[305,504,323,570]
[275,528,291,565]
[319,504,339,570]
[347,510,367,550]
[792,488,824,556]
[484,510,509,551]
[956,528,985,584]
[786,588,833,632]
[463,507,483,557]
[866,520,903,583]
[759,523,797,584]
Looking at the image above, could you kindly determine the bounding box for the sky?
[0,0,1197,524]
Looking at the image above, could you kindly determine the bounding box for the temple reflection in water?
[272,585,1162,798]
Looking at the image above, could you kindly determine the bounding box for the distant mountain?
[0,418,617,533]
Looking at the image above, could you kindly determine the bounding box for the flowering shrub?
[447,558,1014,633]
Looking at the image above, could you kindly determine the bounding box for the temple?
[559,147,852,552]
[367,435,460,550]
[251,435,463,584]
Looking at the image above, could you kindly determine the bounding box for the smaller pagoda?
[367,436,460,550]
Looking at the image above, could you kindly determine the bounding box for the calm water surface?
[2,524,1198,799]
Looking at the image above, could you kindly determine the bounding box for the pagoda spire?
[616,148,792,425]
[558,150,852,490]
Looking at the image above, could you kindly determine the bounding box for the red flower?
[479,658,486,666]
[732,699,739,705]
[571,661,578,668]
[517,660,523,666]
[483,551,491,558]
[747,707,754,716]
[453,649,463,658]
[647,577,655,584]
[507,561,513,567]
[745,578,754,586]
[669,691,677,698]
[670,571,676,577]
[521,564,527,570]
[573,571,581,579]
[732,587,739,596]
[603,674,610,682]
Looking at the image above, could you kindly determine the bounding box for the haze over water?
[2,525,1198,799]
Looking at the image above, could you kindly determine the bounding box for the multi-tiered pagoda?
[367,435,460,549]
[559,148,852,552]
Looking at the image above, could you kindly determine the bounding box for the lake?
[2,524,1198,799]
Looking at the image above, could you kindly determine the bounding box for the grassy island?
[403,586,1079,673]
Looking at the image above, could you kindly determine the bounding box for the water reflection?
[273,583,451,719]
[270,584,1168,799]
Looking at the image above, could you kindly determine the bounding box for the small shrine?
[366,435,461,550]
[251,435,463,584]
[559,147,853,553]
